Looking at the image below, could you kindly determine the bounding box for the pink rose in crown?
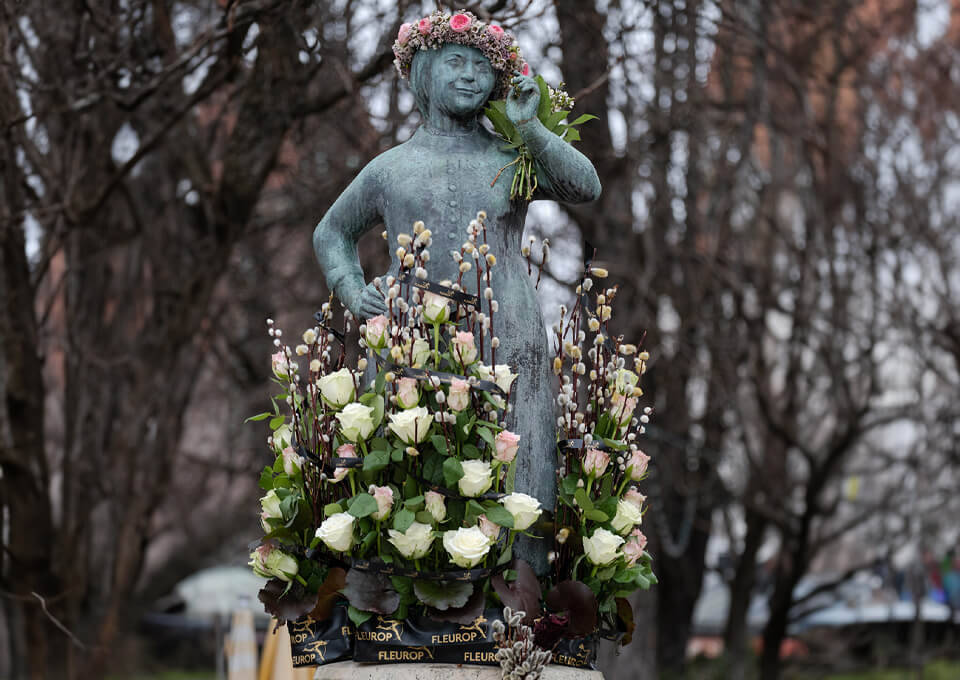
[371,485,394,521]
[397,22,412,45]
[627,449,650,481]
[332,443,357,482]
[488,25,504,38]
[447,378,471,412]
[583,447,610,476]
[494,430,520,463]
[624,487,647,509]
[521,62,530,76]
[623,529,648,566]
[449,13,472,32]
[418,17,432,35]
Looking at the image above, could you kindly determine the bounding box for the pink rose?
[494,430,520,463]
[397,22,412,45]
[365,314,389,349]
[396,377,420,409]
[271,351,290,378]
[447,378,471,412]
[451,331,477,366]
[371,485,394,521]
[332,443,356,482]
[281,446,303,476]
[449,13,472,32]
[583,447,610,477]
[609,392,637,428]
[622,530,648,566]
[488,25,504,38]
[624,487,646,509]
[478,515,501,542]
[627,450,650,481]
[418,17,432,35]
[520,62,530,76]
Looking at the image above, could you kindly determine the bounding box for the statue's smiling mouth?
[456,87,481,95]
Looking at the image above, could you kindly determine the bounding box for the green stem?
[432,322,440,370]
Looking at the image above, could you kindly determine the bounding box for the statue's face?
[429,44,496,118]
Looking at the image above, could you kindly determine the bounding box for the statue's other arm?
[312,164,387,319]
[517,117,602,204]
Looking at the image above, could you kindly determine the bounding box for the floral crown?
[393,10,529,100]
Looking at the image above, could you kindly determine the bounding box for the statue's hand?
[506,75,540,125]
[355,281,388,321]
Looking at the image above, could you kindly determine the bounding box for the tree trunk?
[723,511,767,679]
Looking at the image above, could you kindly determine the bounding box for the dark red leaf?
[533,612,570,649]
[615,597,635,646]
[426,586,485,624]
[258,579,318,624]
[308,567,347,621]
[340,568,399,615]
[491,559,541,624]
[545,580,597,637]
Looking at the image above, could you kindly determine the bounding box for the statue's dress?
[315,124,600,571]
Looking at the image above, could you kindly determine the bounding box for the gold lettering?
[377,650,425,662]
[340,626,353,638]
[430,632,479,644]
[463,651,496,663]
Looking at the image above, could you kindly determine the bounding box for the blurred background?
[1,1,959,679]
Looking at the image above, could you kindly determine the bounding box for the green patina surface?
[312,44,601,572]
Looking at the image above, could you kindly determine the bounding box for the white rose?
[610,499,643,535]
[272,424,293,453]
[500,492,542,531]
[396,377,420,409]
[422,292,450,324]
[387,406,432,445]
[260,490,283,520]
[582,527,625,566]
[315,512,355,552]
[317,368,356,408]
[410,338,431,368]
[493,365,518,394]
[335,402,376,441]
[443,526,492,568]
[249,545,299,582]
[458,459,493,497]
[425,491,446,523]
[387,522,435,559]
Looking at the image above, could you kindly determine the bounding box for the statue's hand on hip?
[354,281,388,321]
[506,75,540,125]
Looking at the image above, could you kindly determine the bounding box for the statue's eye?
[447,56,464,66]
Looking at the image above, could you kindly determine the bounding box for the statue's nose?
[460,63,476,82]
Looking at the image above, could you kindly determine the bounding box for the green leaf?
[574,488,594,512]
[615,566,641,584]
[585,509,609,523]
[245,412,272,423]
[370,437,390,452]
[476,426,496,447]
[258,467,274,491]
[268,415,285,430]
[481,502,515,529]
[570,113,599,126]
[391,447,404,462]
[392,508,416,533]
[462,443,481,460]
[430,434,448,454]
[464,500,486,525]
[390,575,414,596]
[347,493,378,519]
[347,605,373,627]
[597,565,618,580]
[375,369,387,394]
[415,510,436,525]
[323,502,343,516]
[422,452,444,485]
[560,474,579,496]
[496,545,513,567]
[404,495,424,509]
[413,580,474,611]
[544,110,569,132]
[535,75,552,121]
[362,448,390,473]
[484,102,519,143]
[442,457,464,487]
[563,127,581,143]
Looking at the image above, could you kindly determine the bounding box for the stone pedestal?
[313,662,604,679]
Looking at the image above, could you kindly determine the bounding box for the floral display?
[249,220,656,667]
[393,10,525,100]
[250,213,538,628]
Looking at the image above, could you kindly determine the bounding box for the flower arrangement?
[250,213,544,628]
[393,10,525,100]
[485,80,598,201]
[542,253,657,644]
